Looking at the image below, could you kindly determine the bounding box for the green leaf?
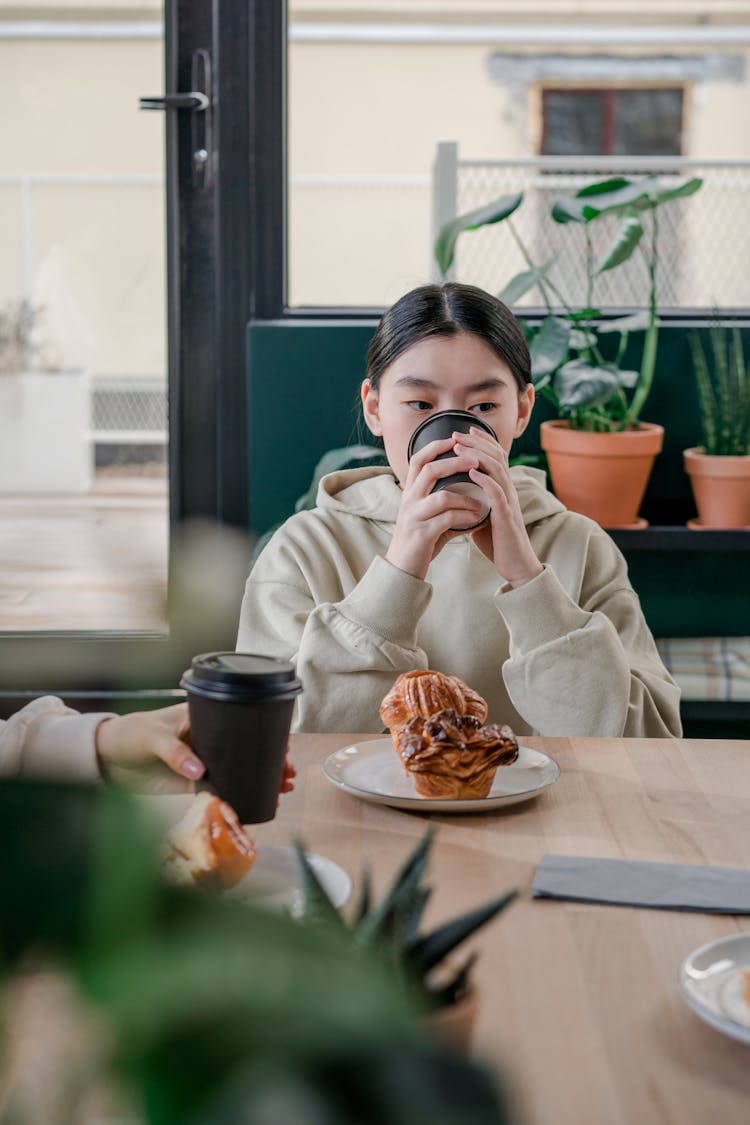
[569,328,597,351]
[643,176,703,208]
[294,840,348,933]
[550,195,588,224]
[434,192,523,275]
[614,367,640,389]
[553,360,621,410]
[567,307,603,322]
[597,210,644,273]
[498,254,558,306]
[529,316,571,379]
[576,177,632,198]
[353,827,436,949]
[595,312,650,334]
[406,890,517,977]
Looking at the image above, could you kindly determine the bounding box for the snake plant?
[689,324,750,456]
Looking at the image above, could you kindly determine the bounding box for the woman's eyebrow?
[392,375,437,389]
[392,375,508,391]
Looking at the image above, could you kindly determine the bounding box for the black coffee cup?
[407,409,497,531]
[180,652,303,824]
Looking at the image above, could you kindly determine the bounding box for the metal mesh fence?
[90,379,167,442]
[446,157,750,311]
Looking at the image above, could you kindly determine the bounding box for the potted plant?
[436,174,702,527]
[684,324,750,528]
[296,825,518,1052]
[0,781,512,1124]
[0,299,91,494]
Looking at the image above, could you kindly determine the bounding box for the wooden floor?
[0,472,168,632]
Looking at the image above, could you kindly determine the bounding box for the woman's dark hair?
[365,282,531,393]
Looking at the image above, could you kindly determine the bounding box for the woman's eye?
[471,402,496,413]
[407,400,433,411]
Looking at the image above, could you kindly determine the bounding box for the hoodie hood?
[316,464,566,529]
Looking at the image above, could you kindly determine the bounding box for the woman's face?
[361,331,534,484]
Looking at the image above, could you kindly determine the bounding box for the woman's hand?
[454,427,544,587]
[385,436,487,579]
[95,703,205,793]
[96,703,298,802]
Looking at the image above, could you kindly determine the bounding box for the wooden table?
[252,734,750,1125]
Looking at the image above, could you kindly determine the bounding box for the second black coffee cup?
[180,652,302,824]
[407,409,497,531]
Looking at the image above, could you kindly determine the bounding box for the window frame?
[0,0,286,698]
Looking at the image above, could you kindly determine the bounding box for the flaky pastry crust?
[379,669,488,730]
[391,709,519,799]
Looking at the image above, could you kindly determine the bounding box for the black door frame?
[0,0,286,702]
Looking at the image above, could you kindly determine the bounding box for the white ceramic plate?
[679,932,750,1046]
[322,737,560,813]
[228,844,351,917]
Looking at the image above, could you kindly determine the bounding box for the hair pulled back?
[365,282,531,393]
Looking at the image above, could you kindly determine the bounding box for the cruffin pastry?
[380,670,519,800]
[379,668,487,730]
[163,790,257,889]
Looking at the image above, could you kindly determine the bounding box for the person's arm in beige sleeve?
[0,697,205,791]
[496,539,682,739]
[238,547,432,733]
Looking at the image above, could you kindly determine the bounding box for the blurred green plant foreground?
[0,782,511,1125]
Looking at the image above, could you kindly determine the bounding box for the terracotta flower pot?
[683,447,750,528]
[540,420,664,528]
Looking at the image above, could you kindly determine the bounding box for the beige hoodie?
[238,466,681,737]
[0,696,110,781]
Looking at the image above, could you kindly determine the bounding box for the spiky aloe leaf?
[405,889,518,977]
[353,865,372,925]
[425,952,478,1010]
[435,193,523,275]
[294,840,347,933]
[353,827,436,949]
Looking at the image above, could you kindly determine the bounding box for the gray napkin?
[532,854,750,914]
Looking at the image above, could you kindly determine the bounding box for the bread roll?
[163,791,257,889]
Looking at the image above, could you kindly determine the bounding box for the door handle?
[139,92,209,112]
[139,48,213,191]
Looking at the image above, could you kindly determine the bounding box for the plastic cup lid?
[182,652,301,695]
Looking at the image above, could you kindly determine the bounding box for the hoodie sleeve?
[0,696,113,782]
[238,543,433,733]
[494,530,682,738]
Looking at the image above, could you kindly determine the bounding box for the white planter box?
[0,371,92,493]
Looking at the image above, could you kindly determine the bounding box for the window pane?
[614,89,683,156]
[0,15,168,632]
[542,91,604,155]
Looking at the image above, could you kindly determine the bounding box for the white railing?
[431,142,750,310]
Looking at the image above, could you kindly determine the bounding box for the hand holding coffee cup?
[407,409,498,531]
[180,652,302,824]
